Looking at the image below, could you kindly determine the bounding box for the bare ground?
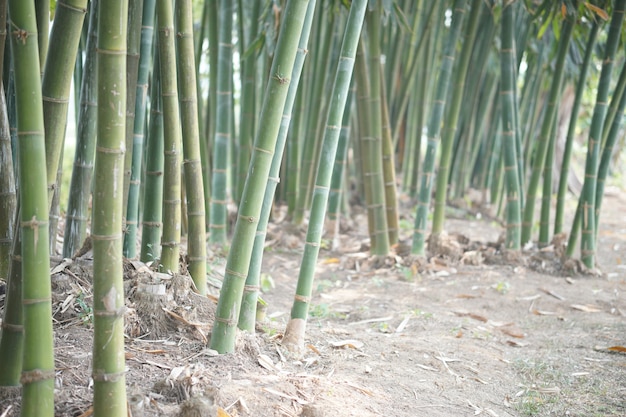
[0,192,624,417]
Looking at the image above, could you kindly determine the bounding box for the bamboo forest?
[1,0,625,416]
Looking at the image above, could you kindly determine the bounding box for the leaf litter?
[1,196,625,416]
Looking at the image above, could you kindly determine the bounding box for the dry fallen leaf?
[534,386,560,394]
[540,287,565,301]
[321,257,340,264]
[217,407,231,417]
[454,311,488,322]
[500,327,524,339]
[263,387,309,405]
[571,304,602,313]
[258,354,280,372]
[76,406,93,417]
[532,309,557,316]
[607,346,626,353]
[330,339,364,350]
[306,344,321,355]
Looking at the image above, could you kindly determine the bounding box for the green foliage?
[75,291,93,325]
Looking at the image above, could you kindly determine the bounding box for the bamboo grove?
[0,0,625,413]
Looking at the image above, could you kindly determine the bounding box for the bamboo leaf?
[584,2,609,20]
[537,14,553,38]
[241,32,265,61]
[392,1,412,33]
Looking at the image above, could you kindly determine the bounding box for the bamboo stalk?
[520,16,574,245]
[578,0,624,268]
[554,21,599,235]
[176,0,207,294]
[157,0,183,272]
[210,0,311,354]
[140,53,164,264]
[63,0,99,258]
[499,0,522,250]
[239,0,318,332]
[92,0,128,414]
[209,0,234,244]
[9,0,55,411]
[124,0,156,258]
[432,0,481,238]
[283,0,367,351]
[0,83,20,386]
[412,0,467,255]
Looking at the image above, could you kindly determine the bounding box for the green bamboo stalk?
[412,0,467,255]
[432,0,481,238]
[0,84,20,386]
[450,4,496,198]
[402,80,421,196]
[405,1,446,199]
[286,75,305,214]
[204,0,218,224]
[35,0,48,75]
[176,0,207,294]
[600,49,626,150]
[402,20,434,198]
[594,63,626,233]
[209,0,233,244]
[73,24,87,126]
[92,0,128,414]
[354,41,376,247]
[519,41,547,174]
[379,70,398,245]
[0,65,23,388]
[499,0,522,250]
[520,15,574,245]
[0,85,15,281]
[42,0,88,213]
[539,113,558,245]
[210,0,310,354]
[195,0,208,70]
[358,1,391,256]
[235,0,262,204]
[578,0,624,268]
[140,52,164,264]
[555,21,599,235]
[9,0,54,412]
[121,0,147,258]
[239,0,317,332]
[326,84,354,231]
[392,0,438,149]
[0,0,7,81]
[0,216,22,387]
[486,106,503,203]
[124,0,156,258]
[193,0,208,147]
[157,0,183,273]
[283,0,367,351]
[467,75,498,195]
[62,0,99,258]
[293,6,336,225]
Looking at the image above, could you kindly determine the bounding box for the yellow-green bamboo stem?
[210,0,310,354]
[92,0,128,414]
[9,0,54,412]
[176,0,207,294]
[157,0,183,272]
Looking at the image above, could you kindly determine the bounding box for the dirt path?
[0,194,624,417]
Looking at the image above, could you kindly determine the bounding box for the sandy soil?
[0,192,624,417]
